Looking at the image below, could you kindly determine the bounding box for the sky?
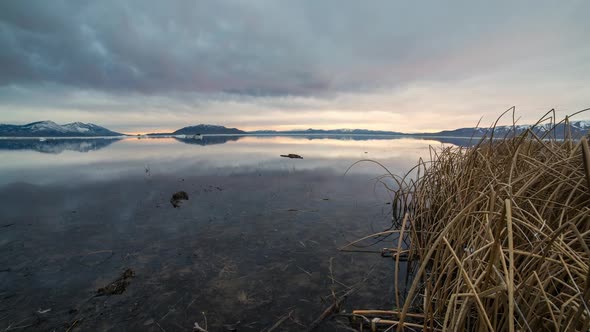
[0,1,588,134]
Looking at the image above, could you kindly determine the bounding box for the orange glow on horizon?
[120,128,177,135]
[119,125,447,135]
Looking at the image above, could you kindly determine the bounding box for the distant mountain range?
[0,121,122,137]
[251,122,590,138]
[2,120,590,138]
[250,128,403,135]
[412,121,590,139]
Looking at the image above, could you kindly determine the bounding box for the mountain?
[161,124,245,135]
[0,121,123,137]
[5,120,587,139]
[415,121,590,139]
[249,128,403,135]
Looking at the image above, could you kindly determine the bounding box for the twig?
[308,288,355,331]
[266,310,293,332]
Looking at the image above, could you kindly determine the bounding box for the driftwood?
[308,288,354,331]
[280,154,303,159]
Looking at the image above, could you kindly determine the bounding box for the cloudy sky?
[0,1,588,133]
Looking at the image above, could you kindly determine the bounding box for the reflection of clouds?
[0,136,452,185]
[238,135,443,147]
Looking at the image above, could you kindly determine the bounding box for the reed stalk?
[348,110,590,331]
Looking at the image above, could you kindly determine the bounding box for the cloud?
[0,1,588,131]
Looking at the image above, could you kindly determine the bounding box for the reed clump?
[349,111,590,331]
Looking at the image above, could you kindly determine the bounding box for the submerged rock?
[170,191,189,208]
[97,268,134,296]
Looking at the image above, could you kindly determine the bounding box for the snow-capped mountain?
[572,120,590,130]
[418,121,590,138]
[0,121,123,137]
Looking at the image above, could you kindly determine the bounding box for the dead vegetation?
[343,108,590,331]
[96,269,135,296]
[170,190,189,208]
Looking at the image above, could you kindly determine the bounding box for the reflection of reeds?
[347,109,590,331]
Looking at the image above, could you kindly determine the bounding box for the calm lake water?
[0,135,467,331]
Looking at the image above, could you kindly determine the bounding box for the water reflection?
[0,134,447,330]
[411,135,477,146]
[0,138,121,153]
[174,135,241,145]
[171,134,475,146]
[0,135,474,156]
[0,136,466,186]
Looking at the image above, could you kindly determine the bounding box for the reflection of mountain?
[411,136,476,147]
[0,138,121,153]
[174,136,242,146]
[174,134,475,147]
[300,135,476,147]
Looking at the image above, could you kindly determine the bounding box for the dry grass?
[347,109,590,331]
[237,290,253,305]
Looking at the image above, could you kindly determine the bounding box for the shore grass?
[347,110,590,331]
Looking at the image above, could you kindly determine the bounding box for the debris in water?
[223,321,240,331]
[97,268,134,296]
[203,185,223,193]
[193,322,208,332]
[266,310,293,332]
[297,266,312,277]
[237,290,252,304]
[280,154,303,159]
[170,191,189,208]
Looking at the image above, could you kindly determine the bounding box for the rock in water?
[170,191,189,208]
[97,269,135,296]
[280,154,303,159]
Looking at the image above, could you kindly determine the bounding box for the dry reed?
[347,109,590,331]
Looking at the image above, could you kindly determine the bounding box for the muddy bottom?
[0,169,399,331]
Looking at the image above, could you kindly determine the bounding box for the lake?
[0,135,468,331]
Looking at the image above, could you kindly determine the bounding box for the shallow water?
[0,135,466,331]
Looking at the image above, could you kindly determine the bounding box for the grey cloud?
[1,0,588,97]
